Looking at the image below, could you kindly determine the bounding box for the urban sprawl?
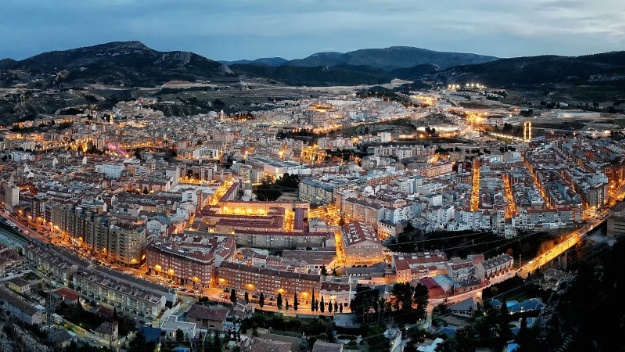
[0,84,624,351]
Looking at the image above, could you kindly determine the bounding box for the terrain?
[2,41,625,124]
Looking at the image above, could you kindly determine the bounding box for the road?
[517,209,608,278]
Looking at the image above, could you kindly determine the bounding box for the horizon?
[2,1,625,61]
[2,39,623,64]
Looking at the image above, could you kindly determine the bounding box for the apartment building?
[147,243,215,288]
[0,285,46,325]
[73,268,169,319]
[392,251,448,283]
[341,221,386,266]
[475,253,514,280]
[108,221,147,266]
[218,262,322,300]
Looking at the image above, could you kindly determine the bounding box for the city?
[1,2,625,351]
[0,77,624,352]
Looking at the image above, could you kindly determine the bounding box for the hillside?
[0,41,235,87]
[438,51,625,87]
[220,57,289,67]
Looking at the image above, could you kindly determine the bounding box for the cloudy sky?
[2,0,625,61]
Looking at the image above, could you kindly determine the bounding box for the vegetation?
[254,173,300,201]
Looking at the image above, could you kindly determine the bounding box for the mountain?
[230,63,392,86]
[220,57,289,67]
[287,46,498,70]
[225,46,497,86]
[437,51,625,87]
[0,58,17,70]
[1,41,235,87]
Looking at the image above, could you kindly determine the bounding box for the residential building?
[0,285,46,325]
[341,221,386,266]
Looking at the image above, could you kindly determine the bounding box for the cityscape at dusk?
[1,2,625,352]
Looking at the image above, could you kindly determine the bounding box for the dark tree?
[293,292,299,311]
[311,289,315,311]
[259,292,265,308]
[413,283,430,321]
[229,289,237,304]
[334,301,338,313]
[328,300,333,313]
[320,265,328,276]
[320,296,325,313]
[285,298,290,311]
[244,291,249,304]
[176,328,184,342]
[277,293,283,310]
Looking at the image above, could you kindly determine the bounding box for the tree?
[320,296,325,313]
[176,328,184,342]
[213,330,221,349]
[259,292,265,308]
[293,292,298,311]
[334,301,338,313]
[311,289,315,311]
[328,300,333,313]
[351,285,379,323]
[339,304,343,313]
[230,289,237,304]
[413,283,429,321]
[277,293,283,310]
[320,265,328,276]
[244,292,249,304]
[285,298,290,311]
[392,282,413,312]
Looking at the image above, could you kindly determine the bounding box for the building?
[218,262,323,302]
[186,305,230,331]
[4,186,20,211]
[7,277,32,294]
[94,321,118,345]
[241,337,292,352]
[419,277,446,299]
[234,230,332,249]
[160,315,196,341]
[72,268,169,319]
[107,221,147,266]
[449,297,476,317]
[341,221,386,266]
[392,251,448,283]
[312,341,344,352]
[0,285,46,325]
[147,243,215,288]
[299,178,335,205]
[475,253,514,280]
[607,201,625,238]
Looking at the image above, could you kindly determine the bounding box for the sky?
[2,0,625,61]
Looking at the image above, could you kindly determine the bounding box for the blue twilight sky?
[2,0,625,61]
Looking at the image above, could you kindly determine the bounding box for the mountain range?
[0,41,234,87]
[1,41,625,88]
[220,46,498,70]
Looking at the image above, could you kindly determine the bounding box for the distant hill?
[286,46,498,70]
[0,58,17,70]
[438,51,625,86]
[224,46,497,86]
[230,63,392,86]
[220,57,289,67]
[0,41,235,87]
[3,41,625,89]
